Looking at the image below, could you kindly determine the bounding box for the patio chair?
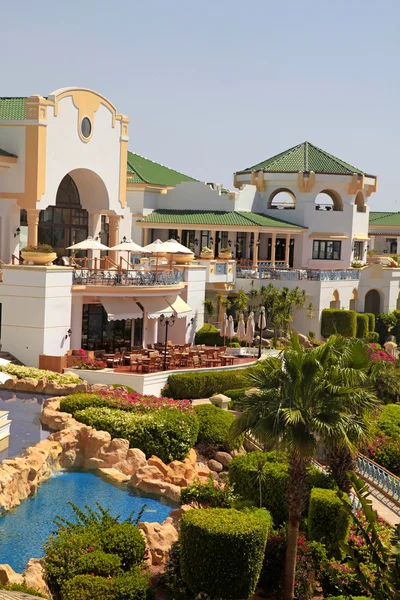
[129,354,138,372]
[192,355,201,368]
[107,352,121,368]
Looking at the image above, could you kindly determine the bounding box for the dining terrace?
[236,265,361,281]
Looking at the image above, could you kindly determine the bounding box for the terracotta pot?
[21,252,57,266]
[218,252,233,260]
[172,253,194,264]
[200,252,214,260]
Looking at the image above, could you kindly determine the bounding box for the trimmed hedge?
[228,451,335,525]
[376,403,400,440]
[180,508,270,599]
[76,550,122,577]
[223,387,250,410]
[308,488,351,557]
[75,406,199,463]
[195,404,243,451]
[356,313,369,339]
[59,393,110,415]
[195,323,225,347]
[321,309,357,338]
[162,365,260,400]
[365,312,375,333]
[61,571,151,600]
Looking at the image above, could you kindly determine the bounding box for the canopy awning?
[165,295,192,318]
[308,232,349,239]
[353,234,370,241]
[100,297,143,321]
[142,295,192,319]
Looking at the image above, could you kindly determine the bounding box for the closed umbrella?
[257,307,266,358]
[227,315,235,339]
[220,313,228,346]
[246,312,255,346]
[67,236,109,251]
[237,313,246,342]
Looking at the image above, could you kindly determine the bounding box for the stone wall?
[0,376,88,396]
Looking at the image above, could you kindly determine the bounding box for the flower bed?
[0,364,80,384]
[0,364,87,395]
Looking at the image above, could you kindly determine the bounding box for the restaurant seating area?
[93,343,249,373]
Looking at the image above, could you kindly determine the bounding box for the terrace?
[236,264,360,281]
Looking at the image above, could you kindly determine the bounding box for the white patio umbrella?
[246,312,255,346]
[142,239,167,254]
[227,315,235,339]
[220,313,228,345]
[67,236,109,251]
[237,313,246,342]
[162,239,193,254]
[109,239,143,269]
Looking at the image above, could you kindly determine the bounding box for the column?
[143,228,149,247]
[26,209,40,247]
[143,314,158,348]
[396,237,400,254]
[70,295,83,350]
[108,215,120,265]
[284,233,291,266]
[252,231,259,267]
[369,235,375,251]
[177,228,183,243]
[271,232,277,267]
[88,213,102,268]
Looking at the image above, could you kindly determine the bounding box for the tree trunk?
[284,451,309,600]
[326,446,355,493]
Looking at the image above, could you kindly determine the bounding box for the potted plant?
[200,246,214,260]
[20,244,57,266]
[172,252,195,265]
[218,247,233,260]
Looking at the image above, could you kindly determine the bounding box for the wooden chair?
[129,354,138,372]
[192,355,201,368]
[107,352,121,368]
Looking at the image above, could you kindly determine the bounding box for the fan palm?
[230,334,378,600]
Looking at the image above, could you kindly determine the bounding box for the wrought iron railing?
[236,266,360,282]
[356,453,400,504]
[72,269,184,286]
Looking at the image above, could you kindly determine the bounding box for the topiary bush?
[75,550,122,577]
[195,404,243,451]
[375,403,400,439]
[75,406,199,463]
[59,393,110,415]
[114,570,153,600]
[100,522,146,571]
[163,365,260,400]
[61,574,116,600]
[180,508,270,599]
[308,488,351,557]
[195,323,240,347]
[356,313,369,339]
[365,312,375,333]
[321,309,357,338]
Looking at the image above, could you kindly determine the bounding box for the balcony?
[197,259,236,284]
[72,268,184,287]
[236,266,360,282]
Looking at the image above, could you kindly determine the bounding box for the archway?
[364,289,381,315]
[268,189,296,210]
[330,290,340,309]
[349,289,358,311]
[355,191,366,213]
[315,190,343,212]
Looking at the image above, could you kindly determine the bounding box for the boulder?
[139,519,179,565]
[169,504,193,520]
[24,558,51,597]
[14,377,39,392]
[0,563,24,585]
[297,333,313,349]
[133,478,181,503]
[85,430,112,457]
[207,459,223,472]
[148,456,171,478]
[214,451,232,467]
[130,465,165,485]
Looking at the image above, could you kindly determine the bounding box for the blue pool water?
[0,470,173,573]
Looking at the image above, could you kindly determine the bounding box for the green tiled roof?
[127,152,196,186]
[369,211,400,226]
[0,148,17,158]
[238,141,374,177]
[0,98,26,120]
[140,209,302,229]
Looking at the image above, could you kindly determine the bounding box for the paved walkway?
[363,478,400,526]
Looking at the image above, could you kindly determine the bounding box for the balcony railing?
[236,266,360,282]
[72,269,184,286]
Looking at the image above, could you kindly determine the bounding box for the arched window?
[349,289,358,311]
[330,290,340,309]
[355,191,366,213]
[364,289,381,315]
[315,190,343,212]
[268,189,296,210]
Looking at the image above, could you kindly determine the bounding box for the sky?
[1,0,400,209]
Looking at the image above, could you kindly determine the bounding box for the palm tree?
[230,335,378,600]
[203,299,216,323]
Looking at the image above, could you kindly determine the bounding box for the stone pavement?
[0,592,41,599]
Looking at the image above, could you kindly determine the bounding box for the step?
[0,420,11,441]
[0,411,10,422]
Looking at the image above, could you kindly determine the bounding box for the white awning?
[142,295,192,319]
[142,296,175,319]
[165,295,192,318]
[100,297,143,321]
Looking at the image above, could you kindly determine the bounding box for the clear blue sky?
[2,0,399,209]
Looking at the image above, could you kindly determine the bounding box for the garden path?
[365,480,400,526]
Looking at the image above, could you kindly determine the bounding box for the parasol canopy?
[162,239,193,254]
[220,313,228,338]
[246,312,255,345]
[142,239,169,254]
[67,236,109,251]
[258,307,266,331]
[109,240,143,253]
[236,313,246,342]
[227,315,235,339]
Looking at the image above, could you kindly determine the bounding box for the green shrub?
[367,331,379,343]
[0,363,80,384]
[59,393,110,415]
[321,309,357,338]
[61,574,116,600]
[180,508,270,599]
[163,365,260,400]
[356,313,369,339]
[365,312,375,333]
[195,404,243,451]
[195,323,240,347]
[228,452,335,525]
[76,550,122,577]
[223,387,250,410]
[181,474,237,508]
[376,403,400,440]
[114,570,153,600]
[308,488,351,557]
[100,522,145,570]
[75,406,198,463]
[369,436,400,475]
[162,541,192,600]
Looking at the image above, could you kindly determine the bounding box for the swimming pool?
[0,470,173,573]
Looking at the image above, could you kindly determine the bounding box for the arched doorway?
[330,290,340,309]
[364,289,381,315]
[38,174,88,255]
[349,289,358,311]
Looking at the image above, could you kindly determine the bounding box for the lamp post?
[258,306,266,359]
[159,313,176,371]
